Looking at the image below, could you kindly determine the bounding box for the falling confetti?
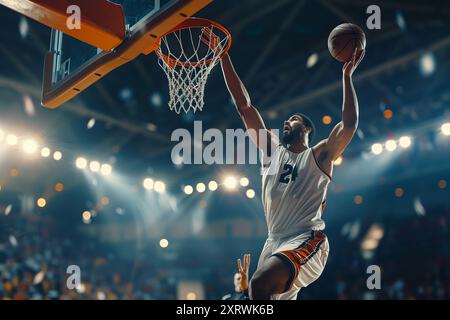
[19,17,29,39]
[87,118,96,129]
[33,270,46,285]
[9,235,18,247]
[23,95,35,116]
[4,204,12,216]
[414,197,426,216]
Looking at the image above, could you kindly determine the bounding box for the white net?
[156,24,230,114]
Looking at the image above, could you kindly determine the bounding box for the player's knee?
[249,272,272,300]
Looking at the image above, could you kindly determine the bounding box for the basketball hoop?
[156,18,232,114]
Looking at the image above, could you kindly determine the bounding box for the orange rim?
[156,17,232,68]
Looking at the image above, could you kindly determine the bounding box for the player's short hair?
[293,113,315,144]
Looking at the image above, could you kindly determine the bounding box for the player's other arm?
[320,49,365,161]
[220,53,277,150]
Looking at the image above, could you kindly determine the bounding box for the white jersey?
[261,144,331,238]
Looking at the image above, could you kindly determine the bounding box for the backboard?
[41,0,214,108]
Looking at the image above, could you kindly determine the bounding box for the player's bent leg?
[249,255,292,300]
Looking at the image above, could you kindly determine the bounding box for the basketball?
[328,23,366,62]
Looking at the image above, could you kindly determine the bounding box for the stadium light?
[41,147,51,158]
[385,139,397,152]
[76,283,86,293]
[184,185,193,195]
[154,181,166,193]
[196,182,206,193]
[76,157,87,169]
[53,151,62,161]
[239,177,249,187]
[246,189,256,199]
[159,238,169,248]
[223,176,238,191]
[143,178,154,190]
[441,123,450,136]
[82,210,91,224]
[371,143,383,155]
[333,156,343,166]
[100,164,112,176]
[22,139,38,154]
[186,292,197,300]
[208,180,218,191]
[36,198,46,208]
[55,183,64,192]
[6,134,18,146]
[322,115,332,125]
[399,136,412,148]
[89,161,100,172]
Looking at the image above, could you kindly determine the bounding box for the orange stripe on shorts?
[276,231,326,292]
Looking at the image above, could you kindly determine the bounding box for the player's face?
[234,273,241,291]
[282,114,307,144]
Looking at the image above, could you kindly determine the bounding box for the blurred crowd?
[292,204,450,300]
[0,215,178,299]
[1,204,449,300]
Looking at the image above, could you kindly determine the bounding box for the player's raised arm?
[321,48,365,161]
[219,53,276,146]
[200,28,277,150]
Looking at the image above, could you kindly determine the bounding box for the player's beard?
[282,126,301,146]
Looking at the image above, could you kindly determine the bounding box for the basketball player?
[202,29,365,300]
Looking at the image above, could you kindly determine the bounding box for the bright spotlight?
[420,52,435,76]
[22,139,38,154]
[82,210,91,221]
[239,177,249,187]
[89,161,100,172]
[246,189,256,199]
[41,147,51,158]
[306,53,318,68]
[208,180,218,191]
[385,140,397,152]
[55,183,64,192]
[53,151,62,161]
[441,123,450,136]
[6,134,18,146]
[143,178,154,190]
[361,238,379,251]
[196,183,206,193]
[371,143,383,155]
[184,185,193,195]
[76,157,87,169]
[36,198,46,208]
[223,176,238,191]
[100,196,109,206]
[100,164,112,176]
[186,292,197,300]
[159,238,169,248]
[154,181,166,193]
[399,136,412,148]
[333,156,343,166]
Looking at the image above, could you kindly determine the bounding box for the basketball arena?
[0,0,449,304]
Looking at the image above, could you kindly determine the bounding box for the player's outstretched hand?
[343,48,365,78]
[237,254,250,292]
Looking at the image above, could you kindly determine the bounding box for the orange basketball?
[328,23,366,62]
